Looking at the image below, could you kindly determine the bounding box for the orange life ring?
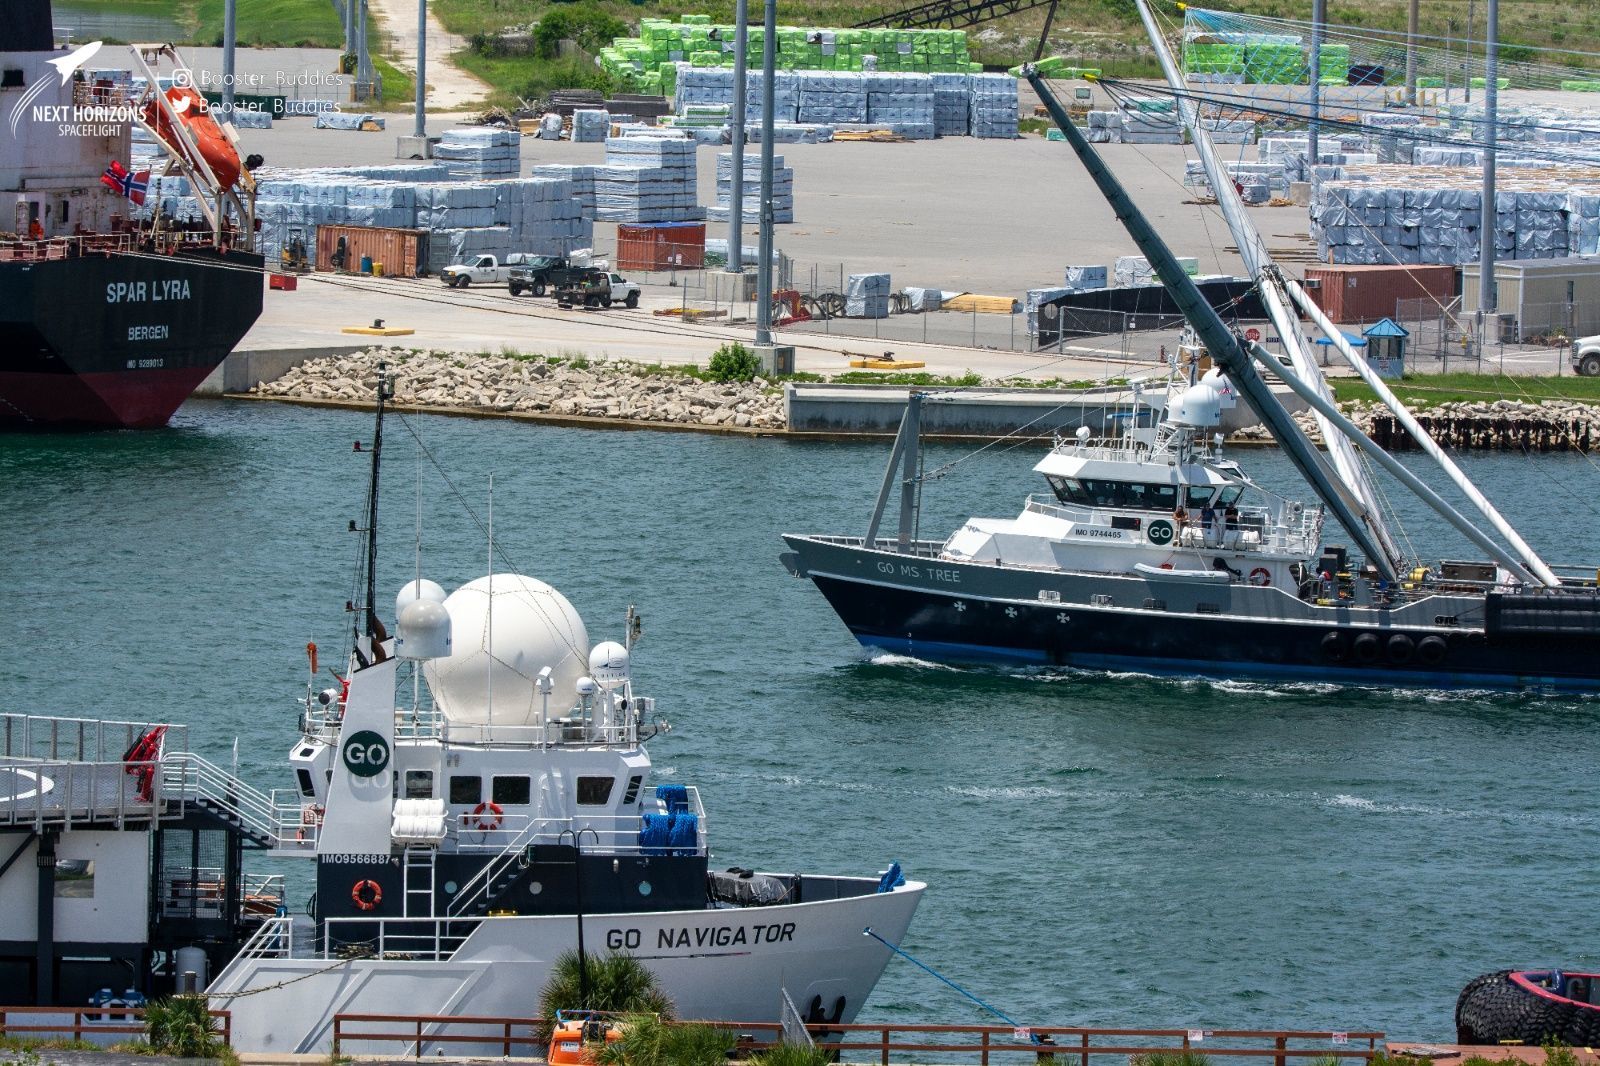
[1248,567,1272,587]
[465,801,503,832]
[351,879,382,911]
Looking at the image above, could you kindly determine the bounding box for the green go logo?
[1147,519,1175,546]
[342,730,390,777]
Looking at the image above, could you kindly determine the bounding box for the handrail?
[234,915,297,961]
[0,1006,232,1047]
[159,752,280,844]
[330,1014,1383,1064]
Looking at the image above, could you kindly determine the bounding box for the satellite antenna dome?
[1075,426,1092,442]
[397,598,452,661]
[396,578,447,619]
[588,641,630,689]
[1171,381,1223,428]
[422,574,590,727]
[575,676,599,698]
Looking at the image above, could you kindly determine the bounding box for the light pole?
[727,0,749,274]
[221,0,236,122]
[415,0,426,138]
[1477,0,1499,359]
[754,0,776,349]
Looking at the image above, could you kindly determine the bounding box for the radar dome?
[397,598,452,661]
[1171,381,1222,428]
[396,578,447,619]
[422,574,590,727]
[588,642,630,689]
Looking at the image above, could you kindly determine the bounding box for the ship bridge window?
[577,776,615,806]
[1049,476,1181,511]
[1185,487,1216,508]
[1216,486,1244,506]
[405,770,434,800]
[493,775,531,805]
[296,768,315,798]
[448,775,481,805]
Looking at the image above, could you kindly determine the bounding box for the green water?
[5,397,1600,1039]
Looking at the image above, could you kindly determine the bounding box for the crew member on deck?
[28,218,43,241]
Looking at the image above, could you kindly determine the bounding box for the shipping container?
[616,222,705,272]
[315,225,427,278]
[1301,264,1456,325]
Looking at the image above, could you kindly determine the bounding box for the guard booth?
[1362,318,1408,379]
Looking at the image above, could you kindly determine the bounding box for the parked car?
[554,270,642,309]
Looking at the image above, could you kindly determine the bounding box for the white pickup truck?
[440,253,537,289]
[1573,334,1600,376]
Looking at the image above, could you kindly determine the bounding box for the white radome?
[588,641,630,689]
[396,578,448,618]
[423,574,590,727]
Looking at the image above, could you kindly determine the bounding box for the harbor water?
[5,397,1600,1040]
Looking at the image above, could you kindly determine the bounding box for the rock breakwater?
[251,348,787,430]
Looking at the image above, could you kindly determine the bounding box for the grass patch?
[453,50,616,110]
[193,0,345,47]
[1329,373,1600,408]
[0,1036,102,1052]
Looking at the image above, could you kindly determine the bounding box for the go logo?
[342,730,390,778]
[1147,519,1175,547]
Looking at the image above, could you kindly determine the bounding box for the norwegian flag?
[100,160,149,206]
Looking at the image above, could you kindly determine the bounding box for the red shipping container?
[616,222,705,272]
[1302,265,1457,325]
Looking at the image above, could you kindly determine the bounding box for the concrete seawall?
[195,346,365,398]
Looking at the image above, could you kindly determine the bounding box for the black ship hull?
[782,535,1600,691]
[0,246,264,428]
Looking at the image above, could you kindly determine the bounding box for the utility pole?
[727,0,748,274]
[221,0,236,122]
[1308,0,1324,165]
[754,0,776,350]
[414,0,426,138]
[1465,0,1475,103]
[1477,0,1499,359]
[1404,0,1419,105]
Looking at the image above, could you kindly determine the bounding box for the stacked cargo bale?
[1118,100,1182,145]
[1086,110,1122,143]
[1114,255,1199,286]
[531,164,597,212]
[573,110,610,142]
[796,71,867,125]
[864,71,934,139]
[1182,40,1245,83]
[594,137,703,223]
[746,71,801,124]
[435,127,520,179]
[845,273,891,318]
[1309,164,1600,264]
[1026,287,1069,337]
[493,178,594,256]
[709,151,795,223]
[601,15,976,91]
[933,73,970,136]
[1240,34,1304,84]
[968,74,1018,139]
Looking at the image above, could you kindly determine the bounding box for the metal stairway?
[161,753,280,849]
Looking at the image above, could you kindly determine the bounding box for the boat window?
[493,775,531,805]
[1185,487,1216,507]
[1148,484,1178,510]
[576,776,615,806]
[1069,479,1185,511]
[1217,486,1244,506]
[1046,476,1089,506]
[622,775,643,804]
[296,768,315,797]
[405,770,434,800]
[448,776,481,804]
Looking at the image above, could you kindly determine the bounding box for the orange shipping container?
[315,225,426,278]
[616,222,705,272]
[1301,265,1457,325]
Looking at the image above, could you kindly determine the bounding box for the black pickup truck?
[508,255,586,297]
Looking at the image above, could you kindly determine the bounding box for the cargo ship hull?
[0,247,264,429]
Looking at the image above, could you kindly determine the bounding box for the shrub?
[1130,1052,1213,1066]
[145,995,227,1060]
[708,342,761,383]
[536,952,673,1043]
[590,1014,735,1066]
[751,1042,835,1066]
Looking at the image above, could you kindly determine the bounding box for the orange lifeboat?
[141,86,241,190]
[546,1013,623,1065]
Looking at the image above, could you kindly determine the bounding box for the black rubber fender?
[1387,633,1415,665]
[1321,632,1347,662]
[1417,635,1448,666]
[1351,632,1381,663]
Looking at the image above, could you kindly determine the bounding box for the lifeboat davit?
[141,86,241,190]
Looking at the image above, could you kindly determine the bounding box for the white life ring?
[1248,567,1272,587]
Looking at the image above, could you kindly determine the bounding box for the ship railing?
[0,233,137,261]
[446,788,707,917]
[798,535,946,558]
[322,916,477,962]
[159,752,282,846]
[393,713,650,750]
[234,915,297,961]
[0,756,170,830]
[269,790,322,853]
[1020,497,1322,557]
[0,713,187,764]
